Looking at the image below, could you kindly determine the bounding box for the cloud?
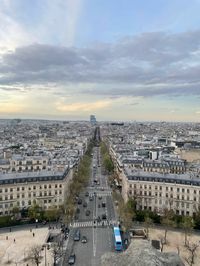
[56,100,112,112]
[0,30,200,99]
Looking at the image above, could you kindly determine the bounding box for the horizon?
[0,0,200,122]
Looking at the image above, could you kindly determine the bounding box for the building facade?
[0,168,72,216]
[121,169,200,217]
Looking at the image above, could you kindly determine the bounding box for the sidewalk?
[0,225,54,266]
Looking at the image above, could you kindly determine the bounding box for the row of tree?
[63,141,93,225]
[100,142,114,174]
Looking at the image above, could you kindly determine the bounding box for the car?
[73,229,80,241]
[98,195,102,200]
[81,236,87,243]
[98,203,101,208]
[101,187,104,191]
[89,195,93,201]
[68,254,76,265]
[77,198,82,205]
[83,202,87,208]
[102,202,106,207]
[97,216,101,222]
[85,191,89,197]
[85,210,90,216]
[102,214,107,220]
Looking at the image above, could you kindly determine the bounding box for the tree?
[51,242,63,266]
[29,245,42,266]
[181,216,194,246]
[185,241,199,266]
[28,201,44,221]
[144,215,153,239]
[44,206,60,222]
[161,209,176,244]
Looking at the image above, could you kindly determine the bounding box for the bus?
[113,226,123,251]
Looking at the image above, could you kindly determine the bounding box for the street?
[62,146,117,266]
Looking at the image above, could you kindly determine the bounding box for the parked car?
[85,191,89,197]
[68,254,76,265]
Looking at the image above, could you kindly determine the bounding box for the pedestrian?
[6,236,8,240]
[33,232,35,237]
[14,238,15,243]
[30,228,32,232]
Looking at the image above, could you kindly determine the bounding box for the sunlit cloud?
[56,100,112,112]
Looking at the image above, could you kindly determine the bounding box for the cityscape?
[0,0,200,266]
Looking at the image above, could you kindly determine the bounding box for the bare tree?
[185,241,199,266]
[181,216,194,246]
[161,209,175,244]
[144,216,153,239]
[158,235,165,252]
[51,242,63,266]
[29,245,42,266]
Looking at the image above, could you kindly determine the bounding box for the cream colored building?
[121,168,200,216]
[0,168,72,216]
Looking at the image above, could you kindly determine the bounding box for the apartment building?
[0,168,72,216]
[121,168,200,216]
[10,156,49,172]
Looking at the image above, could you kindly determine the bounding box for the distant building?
[90,115,96,125]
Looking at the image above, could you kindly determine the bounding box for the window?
[59,184,62,188]
[17,187,20,191]
[194,190,196,194]
[33,186,36,190]
[177,188,180,192]
[187,189,189,193]
[22,187,24,191]
[10,188,13,192]
[182,188,185,193]
[5,188,8,193]
[10,195,13,200]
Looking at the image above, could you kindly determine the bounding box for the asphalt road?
[62,146,116,266]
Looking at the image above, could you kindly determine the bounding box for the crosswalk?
[88,191,112,197]
[70,220,118,228]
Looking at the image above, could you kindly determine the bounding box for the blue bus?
[113,226,123,251]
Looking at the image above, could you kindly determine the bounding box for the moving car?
[68,254,76,265]
[73,229,80,241]
[77,198,82,204]
[102,213,107,220]
[83,202,87,207]
[81,236,87,243]
[85,191,89,197]
[102,202,106,207]
[85,210,90,216]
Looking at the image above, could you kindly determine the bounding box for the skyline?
[0,0,200,122]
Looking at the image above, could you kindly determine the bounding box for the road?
[62,146,117,266]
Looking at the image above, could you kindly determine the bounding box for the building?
[0,168,72,216]
[121,168,200,216]
[90,115,96,125]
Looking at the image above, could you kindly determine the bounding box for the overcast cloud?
[0,30,200,100]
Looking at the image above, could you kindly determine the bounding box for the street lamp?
[41,243,50,266]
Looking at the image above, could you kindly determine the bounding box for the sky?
[0,0,200,122]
